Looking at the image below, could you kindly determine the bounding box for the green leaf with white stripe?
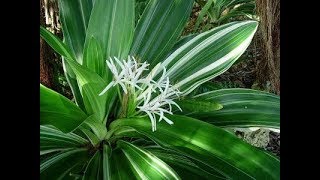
[62,60,85,111]
[40,148,89,180]
[40,25,113,123]
[40,84,87,133]
[81,82,109,123]
[110,149,136,179]
[40,26,75,61]
[82,151,103,179]
[85,0,135,61]
[145,146,226,179]
[82,114,108,140]
[161,21,258,95]
[117,140,180,179]
[81,145,111,179]
[176,99,223,113]
[58,0,92,63]
[130,0,194,67]
[40,125,88,156]
[69,62,111,122]
[102,145,112,179]
[82,0,134,113]
[83,36,106,78]
[58,0,92,109]
[110,115,280,179]
[169,34,198,54]
[79,126,100,146]
[40,27,86,111]
[185,88,280,129]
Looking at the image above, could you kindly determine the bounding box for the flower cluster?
[99,56,182,131]
[99,56,149,95]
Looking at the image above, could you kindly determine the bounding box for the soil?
[266,132,280,157]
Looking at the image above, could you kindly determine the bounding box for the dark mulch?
[266,132,280,158]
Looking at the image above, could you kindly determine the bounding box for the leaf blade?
[40,125,88,155]
[85,0,135,60]
[40,148,89,180]
[40,26,75,61]
[161,21,258,95]
[111,115,280,179]
[83,37,106,78]
[58,0,93,63]
[188,88,280,129]
[130,0,194,67]
[40,84,87,133]
[117,140,180,180]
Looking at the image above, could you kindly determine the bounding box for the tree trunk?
[40,0,55,88]
[255,0,280,94]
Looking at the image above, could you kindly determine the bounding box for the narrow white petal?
[99,82,115,96]
[162,116,174,125]
[118,82,128,94]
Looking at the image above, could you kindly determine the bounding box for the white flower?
[99,56,148,95]
[137,77,182,131]
[99,56,182,131]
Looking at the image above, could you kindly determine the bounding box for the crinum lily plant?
[40,0,280,179]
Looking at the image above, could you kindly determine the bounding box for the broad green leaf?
[117,140,180,179]
[108,126,147,141]
[83,151,103,179]
[40,84,87,133]
[40,26,87,110]
[40,25,106,86]
[110,115,280,179]
[130,0,194,67]
[185,88,280,129]
[110,149,135,179]
[40,26,75,61]
[58,0,93,108]
[64,59,105,87]
[102,145,112,180]
[81,83,108,123]
[169,34,198,54]
[145,146,226,179]
[40,148,89,180]
[58,0,93,63]
[82,114,108,140]
[85,0,135,61]
[79,126,100,146]
[176,99,223,113]
[62,59,85,111]
[40,32,114,123]
[41,151,61,165]
[83,37,106,78]
[40,125,88,156]
[160,21,258,95]
[65,59,114,123]
[81,0,134,119]
[83,145,121,179]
